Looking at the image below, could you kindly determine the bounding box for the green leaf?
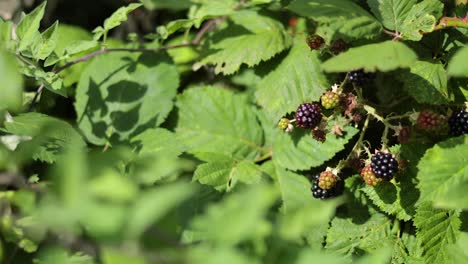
[190,184,278,245]
[255,37,329,118]
[195,10,292,75]
[399,0,443,41]
[259,111,358,171]
[295,250,346,264]
[326,213,393,256]
[16,2,46,43]
[2,113,86,163]
[274,167,341,241]
[188,245,259,264]
[193,153,264,191]
[448,46,468,77]
[361,182,413,221]
[157,19,194,39]
[101,247,147,264]
[0,48,23,111]
[417,136,468,205]
[414,202,461,264]
[322,41,418,72]
[34,21,60,60]
[35,247,96,264]
[130,129,193,184]
[398,61,449,104]
[140,0,192,11]
[288,0,382,40]
[75,51,179,145]
[367,0,416,32]
[103,3,142,31]
[189,0,238,27]
[65,40,99,56]
[125,182,195,239]
[176,86,264,160]
[132,128,184,157]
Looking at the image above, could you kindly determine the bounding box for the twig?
[433,16,468,31]
[27,16,221,112]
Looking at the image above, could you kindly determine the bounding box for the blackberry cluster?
[448,110,468,136]
[348,69,375,86]
[295,103,322,129]
[311,174,343,199]
[306,34,325,50]
[370,152,399,181]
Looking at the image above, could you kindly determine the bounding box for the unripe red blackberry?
[321,91,340,109]
[370,151,399,181]
[295,103,322,129]
[306,34,325,50]
[348,69,375,86]
[417,110,448,134]
[330,39,348,54]
[318,171,337,190]
[448,109,468,136]
[360,164,383,186]
[311,173,343,200]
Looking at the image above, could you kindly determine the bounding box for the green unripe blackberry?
[321,91,340,109]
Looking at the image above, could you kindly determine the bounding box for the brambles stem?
[27,17,219,112]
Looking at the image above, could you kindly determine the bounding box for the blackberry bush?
[1,0,467,263]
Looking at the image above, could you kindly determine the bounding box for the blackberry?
[348,69,375,86]
[306,34,325,50]
[330,39,348,54]
[448,110,468,136]
[311,174,343,200]
[278,118,289,130]
[295,103,322,129]
[417,110,448,134]
[370,151,399,181]
[360,164,383,186]
[321,91,340,109]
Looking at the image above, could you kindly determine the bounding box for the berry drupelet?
[295,103,322,129]
[311,173,343,200]
[348,69,375,86]
[370,152,399,181]
[448,110,468,136]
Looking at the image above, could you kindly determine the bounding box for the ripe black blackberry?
[448,110,468,136]
[370,152,399,181]
[348,69,375,86]
[295,103,322,129]
[311,174,344,200]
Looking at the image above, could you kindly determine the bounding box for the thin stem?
[254,151,273,163]
[27,16,220,112]
[433,16,468,31]
[336,115,370,171]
